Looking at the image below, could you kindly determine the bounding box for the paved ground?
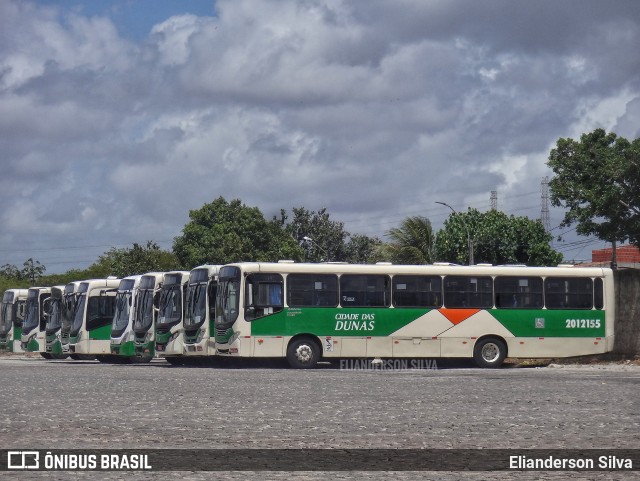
[0,355,638,480]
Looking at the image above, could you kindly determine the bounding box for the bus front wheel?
[287,337,320,369]
[473,337,507,368]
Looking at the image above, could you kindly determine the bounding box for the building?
[587,244,640,269]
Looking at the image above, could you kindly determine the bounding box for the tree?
[376,216,436,264]
[91,241,181,278]
[173,197,303,268]
[0,264,22,280]
[280,207,349,262]
[435,209,562,266]
[278,207,381,263]
[344,234,383,264]
[21,258,46,283]
[547,129,640,247]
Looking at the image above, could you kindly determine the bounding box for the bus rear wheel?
[287,337,320,369]
[473,337,507,368]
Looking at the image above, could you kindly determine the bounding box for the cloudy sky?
[1,0,639,273]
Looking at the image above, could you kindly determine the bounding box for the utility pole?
[541,176,551,233]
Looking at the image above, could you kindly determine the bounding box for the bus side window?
[287,274,338,308]
[340,275,390,308]
[392,275,442,308]
[245,273,284,321]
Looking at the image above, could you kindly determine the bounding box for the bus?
[69,278,120,360]
[44,286,70,359]
[133,272,165,360]
[155,271,189,365]
[60,281,93,360]
[21,287,52,358]
[110,276,142,362]
[183,265,221,358]
[214,262,615,368]
[0,289,28,353]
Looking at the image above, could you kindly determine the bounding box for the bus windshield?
[215,268,241,329]
[184,283,207,330]
[46,298,63,333]
[61,293,77,335]
[71,294,87,337]
[0,303,13,336]
[111,292,132,337]
[134,289,155,333]
[22,297,40,335]
[156,286,182,328]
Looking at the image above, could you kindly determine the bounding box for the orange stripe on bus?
[438,308,481,325]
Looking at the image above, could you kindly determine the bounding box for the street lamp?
[435,201,474,265]
[302,236,329,262]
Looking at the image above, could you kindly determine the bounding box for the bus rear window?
[594,278,604,309]
[545,277,593,309]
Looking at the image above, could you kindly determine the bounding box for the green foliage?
[91,241,181,278]
[376,216,436,264]
[173,197,303,267]
[435,209,562,266]
[547,128,640,246]
[280,207,381,263]
[0,264,22,279]
[1,258,46,283]
[21,258,46,283]
[344,234,383,264]
[281,207,348,262]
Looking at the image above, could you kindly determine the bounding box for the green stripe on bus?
[490,309,606,337]
[250,308,431,337]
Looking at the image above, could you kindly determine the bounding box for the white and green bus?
[110,276,143,361]
[183,265,221,358]
[21,287,53,358]
[214,262,614,368]
[155,271,190,364]
[133,272,165,359]
[0,289,28,353]
[69,278,120,360]
[60,281,93,360]
[44,286,70,359]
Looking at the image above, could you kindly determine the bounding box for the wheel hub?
[481,342,499,362]
[295,344,313,363]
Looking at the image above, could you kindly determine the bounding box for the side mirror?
[42,298,52,317]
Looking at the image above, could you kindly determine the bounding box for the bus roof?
[222,262,611,278]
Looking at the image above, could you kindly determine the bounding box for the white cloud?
[1,0,639,270]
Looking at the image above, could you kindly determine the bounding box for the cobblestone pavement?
[0,356,638,480]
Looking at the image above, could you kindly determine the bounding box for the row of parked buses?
[1,261,615,368]
[0,265,220,365]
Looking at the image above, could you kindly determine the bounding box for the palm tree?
[376,216,436,264]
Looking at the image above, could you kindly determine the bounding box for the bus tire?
[473,337,507,368]
[96,355,120,363]
[40,353,53,360]
[286,337,320,369]
[70,354,95,361]
[166,357,185,366]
